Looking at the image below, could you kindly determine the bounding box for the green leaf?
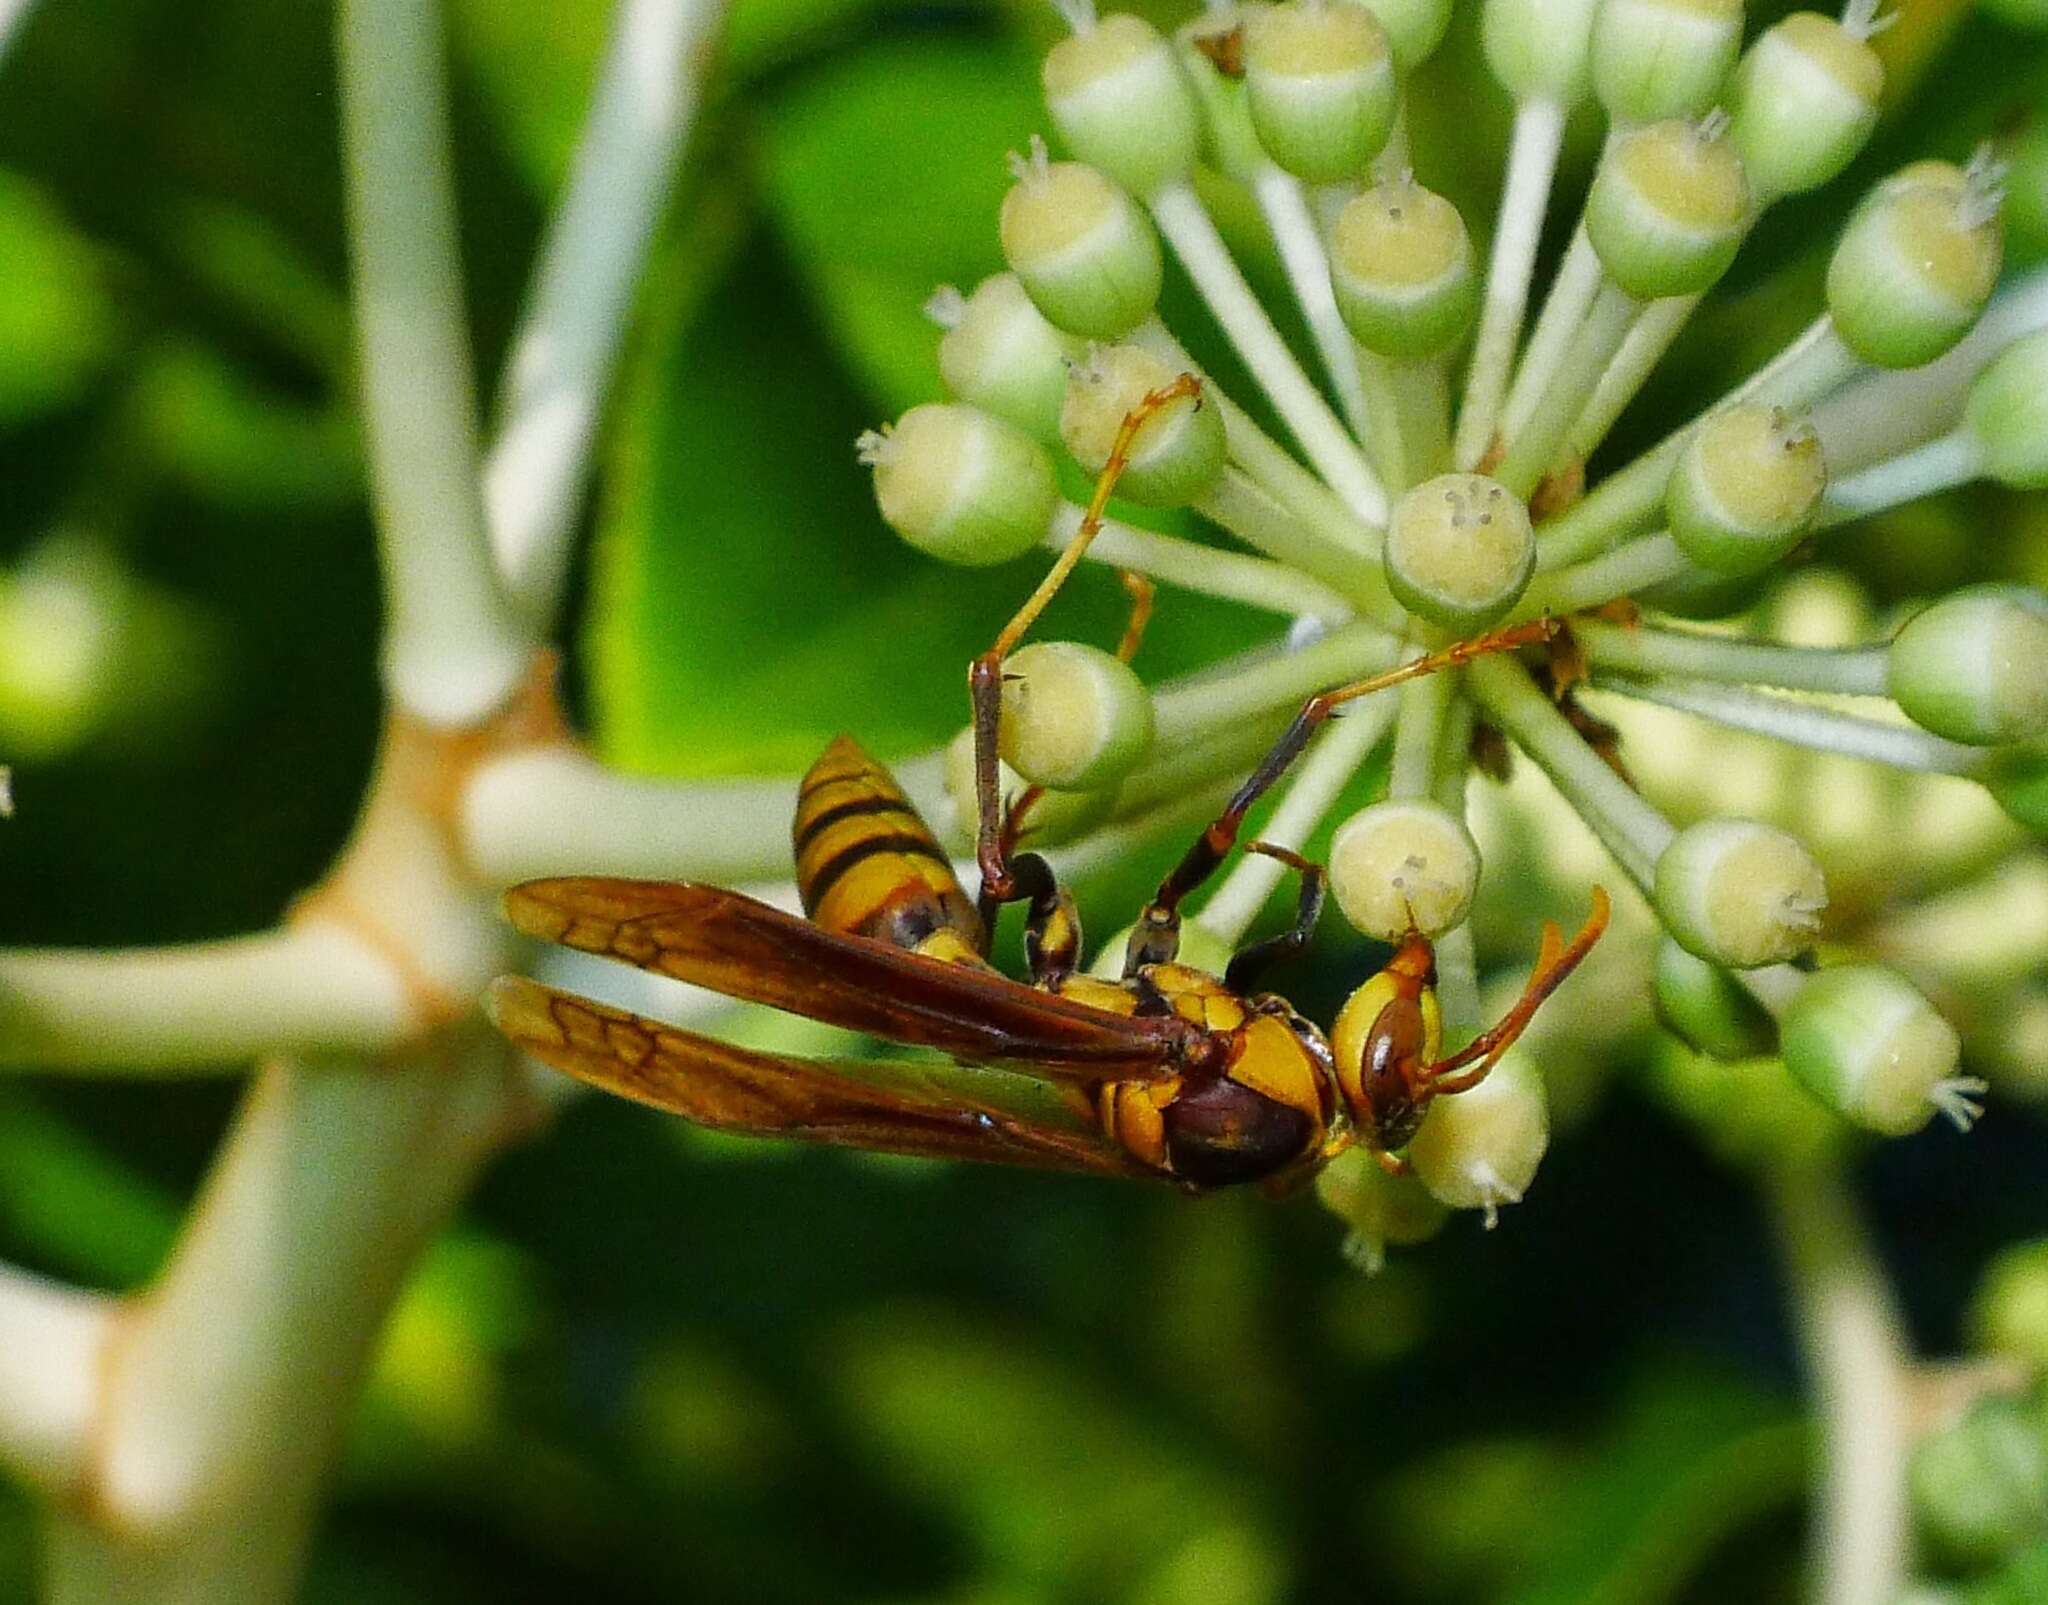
[0,170,122,425]
[447,0,612,195]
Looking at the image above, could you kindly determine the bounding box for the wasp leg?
[1223,843,1326,992]
[970,376,1201,930]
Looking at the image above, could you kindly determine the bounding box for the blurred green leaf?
[448,0,612,196]
[0,1089,179,1288]
[0,170,122,425]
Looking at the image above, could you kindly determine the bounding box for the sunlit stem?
[1563,293,1688,461]
[1500,223,1604,446]
[1495,281,1639,497]
[1387,661,1453,798]
[1253,166,1376,445]
[1199,469,1403,623]
[1150,181,1389,522]
[1587,675,1992,776]
[1820,426,1982,522]
[1569,618,1891,695]
[1197,692,1400,945]
[1456,97,1568,470]
[1520,530,1689,614]
[1045,501,1355,623]
[1358,348,1452,493]
[0,1264,112,1499]
[1466,654,1676,890]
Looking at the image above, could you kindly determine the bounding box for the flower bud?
[1654,818,1827,968]
[1383,473,1534,630]
[1174,13,1266,181]
[999,143,1163,340]
[1727,13,1882,202]
[1242,0,1398,184]
[1330,798,1480,939]
[859,404,1058,565]
[1090,917,1235,978]
[1653,936,1778,1060]
[1970,1239,2048,1373]
[1967,330,2048,491]
[1315,1148,1449,1273]
[1983,744,2048,836]
[1409,1053,1549,1222]
[1909,1399,2048,1573]
[1328,178,1478,361]
[1058,343,1225,507]
[998,639,1155,790]
[1827,160,2005,370]
[1585,116,1750,300]
[1360,0,1454,70]
[933,274,1085,443]
[941,727,1119,848]
[1888,585,2048,747]
[1779,964,1981,1136]
[1665,404,1827,574]
[1482,0,1602,103]
[1590,0,1744,125]
[1043,13,1202,199]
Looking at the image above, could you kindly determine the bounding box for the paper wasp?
[490,379,1609,1193]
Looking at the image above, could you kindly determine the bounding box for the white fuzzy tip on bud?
[1241,1,1398,184]
[1728,13,1882,202]
[1383,472,1534,629]
[1828,160,2005,370]
[1329,798,1481,940]
[863,404,1059,566]
[1089,917,1235,979]
[1591,0,1744,124]
[999,153,1163,340]
[1058,344,1225,507]
[1655,817,1828,968]
[1482,0,1602,103]
[1666,405,1827,574]
[941,727,1117,848]
[998,638,1156,791]
[1328,178,1478,360]
[1408,1053,1549,1223]
[937,273,1085,443]
[1359,0,1455,71]
[1780,964,1981,1137]
[1315,1148,1450,1273]
[1967,329,2048,490]
[1042,13,1202,198]
[1888,584,2048,747]
[1586,116,1751,300]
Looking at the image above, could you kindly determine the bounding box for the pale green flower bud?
[1984,744,2048,836]
[1590,0,1744,124]
[1586,116,1750,300]
[1409,1053,1549,1222]
[1242,0,1398,183]
[859,404,1058,565]
[1828,159,2005,370]
[1174,12,1267,181]
[1362,0,1455,70]
[1888,585,2048,747]
[1780,964,1982,1136]
[1666,404,1827,574]
[1482,0,1602,103]
[1655,818,1827,968]
[1089,917,1235,978]
[1058,343,1225,507]
[1970,1240,2048,1373]
[1315,1148,1449,1273]
[1329,798,1480,939]
[1909,1399,2048,1573]
[1727,12,1882,202]
[1043,13,1202,198]
[941,726,1120,848]
[932,274,1085,443]
[1967,330,2048,490]
[999,142,1162,340]
[1653,936,1778,1060]
[1383,473,1534,630]
[998,639,1155,790]
[1328,178,1478,360]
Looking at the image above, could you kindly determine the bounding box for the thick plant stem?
[1045,503,1355,623]
[338,0,536,725]
[1500,223,1601,445]
[485,0,727,624]
[1252,165,1375,444]
[1767,1161,1913,1605]
[1495,281,1638,497]
[1569,619,1890,695]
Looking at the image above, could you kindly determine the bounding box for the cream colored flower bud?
[1058,344,1225,507]
[935,273,1086,442]
[1591,0,1744,124]
[998,639,1155,790]
[1780,964,1981,1136]
[1315,1148,1449,1273]
[1727,12,1882,202]
[1329,798,1480,939]
[1666,404,1826,574]
[1328,179,1478,360]
[1409,1053,1549,1222]
[1828,159,2004,370]
[1242,0,1398,183]
[1654,817,1827,968]
[1043,13,1202,198]
[860,404,1059,565]
[1586,115,1750,300]
[1383,473,1534,629]
[1000,143,1163,340]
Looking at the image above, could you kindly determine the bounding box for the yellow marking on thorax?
[1419,986,1442,1066]
[1227,1014,1328,1123]
[1145,964,1249,1033]
[1053,975,1142,1016]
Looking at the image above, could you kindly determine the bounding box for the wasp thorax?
[998,638,1156,791]
[1058,343,1225,506]
[1330,798,1480,939]
[1383,472,1534,629]
[999,140,1163,340]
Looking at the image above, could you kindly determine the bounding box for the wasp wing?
[503,877,1181,1083]
[488,975,1153,1179]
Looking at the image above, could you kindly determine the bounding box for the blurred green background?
[1,0,2046,1599]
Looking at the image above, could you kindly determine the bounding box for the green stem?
[1048,501,1355,623]
[1153,620,1403,746]
[1199,469,1401,622]
[1495,281,1639,498]
[1519,531,1690,615]
[1570,618,1891,695]
[1252,164,1375,445]
[1387,663,1451,799]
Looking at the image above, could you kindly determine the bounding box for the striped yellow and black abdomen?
[794,735,986,958]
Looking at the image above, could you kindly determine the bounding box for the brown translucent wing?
[488,976,1154,1180]
[503,877,1181,1083]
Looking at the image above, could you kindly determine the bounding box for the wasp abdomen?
[1162,1076,1316,1188]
